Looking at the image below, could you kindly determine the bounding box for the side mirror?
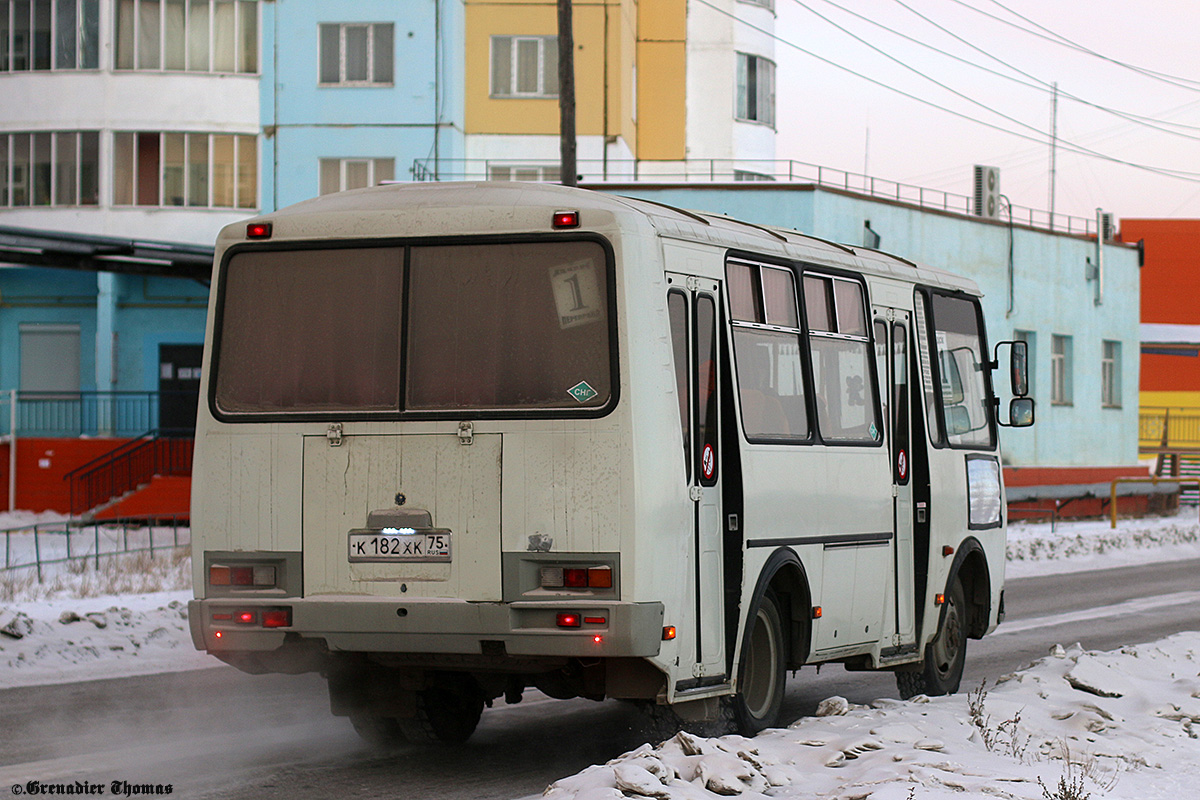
[1009,340,1029,397]
[1009,397,1035,427]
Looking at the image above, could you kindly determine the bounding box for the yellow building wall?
[1139,391,1200,449]
[1141,391,1200,410]
[636,0,686,160]
[465,1,636,140]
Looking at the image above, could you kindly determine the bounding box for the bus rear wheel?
[897,576,967,699]
[732,590,786,735]
[350,713,407,748]
[397,673,485,745]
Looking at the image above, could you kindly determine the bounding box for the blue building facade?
[261,0,465,211]
[598,184,1141,468]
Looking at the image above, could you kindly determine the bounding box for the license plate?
[348,529,451,563]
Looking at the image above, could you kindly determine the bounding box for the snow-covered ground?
[2,507,1199,799]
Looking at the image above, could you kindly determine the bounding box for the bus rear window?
[213,239,612,415]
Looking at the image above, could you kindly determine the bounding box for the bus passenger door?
[668,281,726,680]
[875,310,917,648]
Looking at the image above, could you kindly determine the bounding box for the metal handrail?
[1109,477,1200,529]
[409,157,1100,237]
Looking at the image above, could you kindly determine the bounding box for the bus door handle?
[689,486,703,502]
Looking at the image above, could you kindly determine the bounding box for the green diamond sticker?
[568,381,598,404]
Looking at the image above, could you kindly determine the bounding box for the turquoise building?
[594,183,1140,468]
[261,0,465,210]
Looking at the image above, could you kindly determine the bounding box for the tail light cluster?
[539,565,612,590]
[211,606,292,631]
[210,563,277,588]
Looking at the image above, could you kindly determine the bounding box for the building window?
[488,164,560,183]
[1101,339,1121,408]
[113,131,257,209]
[318,22,393,85]
[115,0,257,73]
[1013,329,1036,398]
[1050,334,1072,405]
[318,157,394,195]
[20,323,80,394]
[736,53,775,127]
[490,35,558,98]
[0,0,99,70]
[0,131,99,207]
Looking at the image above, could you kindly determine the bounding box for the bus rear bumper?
[188,596,665,662]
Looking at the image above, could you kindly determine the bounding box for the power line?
[715,0,1200,181]
[857,0,1200,140]
[951,0,1200,92]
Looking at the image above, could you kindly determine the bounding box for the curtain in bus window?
[214,247,402,413]
[406,241,611,410]
[929,293,994,448]
[726,261,761,323]
[762,268,798,327]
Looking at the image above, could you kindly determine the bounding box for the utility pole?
[1048,81,1058,225]
[557,0,577,186]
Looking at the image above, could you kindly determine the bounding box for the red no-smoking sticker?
[897,449,908,481]
[702,443,715,480]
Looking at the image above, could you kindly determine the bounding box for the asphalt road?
[2,557,1198,800]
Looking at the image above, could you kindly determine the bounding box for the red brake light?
[563,568,588,588]
[552,210,579,229]
[237,611,256,624]
[246,222,272,239]
[230,566,254,586]
[556,612,581,628]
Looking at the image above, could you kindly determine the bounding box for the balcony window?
[115,0,256,73]
[0,131,99,207]
[0,0,98,70]
[114,131,256,209]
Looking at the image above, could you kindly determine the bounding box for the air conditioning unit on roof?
[973,165,1000,219]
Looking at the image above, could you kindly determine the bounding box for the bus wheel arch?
[732,548,812,733]
[948,537,992,639]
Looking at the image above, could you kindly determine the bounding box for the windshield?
[927,292,994,449]
[213,239,613,416]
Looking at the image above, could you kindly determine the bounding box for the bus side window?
[804,275,881,443]
[696,295,719,485]
[668,290,691,481]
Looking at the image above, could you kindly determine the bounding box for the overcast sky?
[773,0,1200,225]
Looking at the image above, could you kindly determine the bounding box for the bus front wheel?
[897,576,967,699]
[732,590,787,734]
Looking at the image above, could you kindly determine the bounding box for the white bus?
[188,182,1032,744]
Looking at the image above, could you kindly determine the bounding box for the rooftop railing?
[410,157,1100,237]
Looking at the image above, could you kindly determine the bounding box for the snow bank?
[1006,506,1200,578]
[0,590,215,687]
[544,634,1200,800]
